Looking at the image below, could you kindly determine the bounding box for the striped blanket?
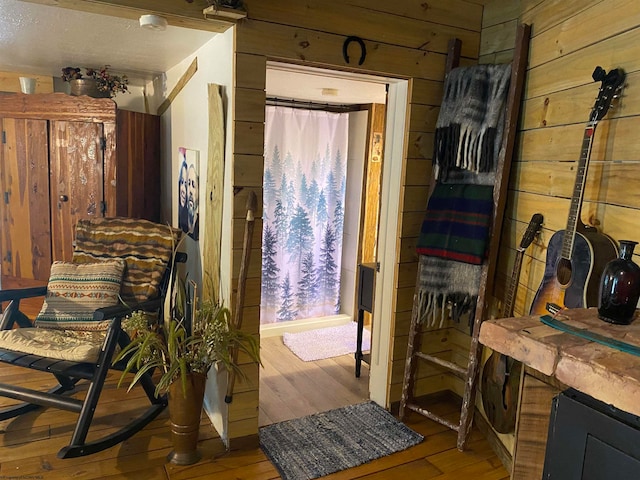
[73,217,181,304]
[415,183,493,327]
[416,183,493,265]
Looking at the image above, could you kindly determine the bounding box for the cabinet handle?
[59,195,69,202]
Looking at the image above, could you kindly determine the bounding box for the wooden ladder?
[399,23,531,451]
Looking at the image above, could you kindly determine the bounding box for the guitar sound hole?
[556,258,572,286]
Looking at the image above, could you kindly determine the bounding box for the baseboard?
[260,314,352,338]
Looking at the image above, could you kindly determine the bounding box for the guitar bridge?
[546,302,562,315]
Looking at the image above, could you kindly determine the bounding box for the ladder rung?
[405,402,460,432]
[414,352,466,377]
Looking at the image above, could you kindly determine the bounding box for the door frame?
[260,62,408,407]
[369,78,408,407]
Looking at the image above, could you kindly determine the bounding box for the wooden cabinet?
[0,93,160,281]
[479,308,640,479]
[544,389,640,479]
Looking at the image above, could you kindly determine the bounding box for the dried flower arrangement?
[61,65,129,97]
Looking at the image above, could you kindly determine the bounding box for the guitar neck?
[561,121,598,260]
[504,248,525,317]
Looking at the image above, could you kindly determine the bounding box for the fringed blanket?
[416,183,493,265]
[415,256,481,328]
[433,64,511,181]
[415,183,493,327]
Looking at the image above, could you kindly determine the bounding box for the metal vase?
[69,79,110,98]
[167,373,207,465]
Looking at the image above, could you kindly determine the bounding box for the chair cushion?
[34,260,125,331]
[0,328,106,363]
[72,217,181,304]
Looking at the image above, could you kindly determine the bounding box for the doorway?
[258,62,408,423]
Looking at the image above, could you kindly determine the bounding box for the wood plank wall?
[476,0,640,458]
[481,0,640,318]
[230,0,486,439]
[0,71,53,94]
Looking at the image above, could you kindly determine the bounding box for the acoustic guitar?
[529,67,625,316]
[481,213,543,434]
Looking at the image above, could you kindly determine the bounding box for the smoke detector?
[139,14,168,31]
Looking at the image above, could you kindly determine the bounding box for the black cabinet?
[543,389,640,479]
[355,263,376,377]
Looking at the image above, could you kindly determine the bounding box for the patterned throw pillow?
[72,217,181,304]
[34,260,126,331]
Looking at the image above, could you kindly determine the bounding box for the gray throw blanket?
[416,255,481,328]
[432,64,511,182]
[415,64,511,328]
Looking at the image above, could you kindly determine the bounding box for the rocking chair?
[0,217,183,458]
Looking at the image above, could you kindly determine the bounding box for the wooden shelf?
[203,5,247,22]
[480,307,640,478]
[479,307,640,416]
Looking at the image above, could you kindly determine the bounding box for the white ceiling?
[0,0,216,84]
[0,0,387,103]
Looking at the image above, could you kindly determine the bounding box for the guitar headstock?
[519,213,544,249]
[590,66,626,122]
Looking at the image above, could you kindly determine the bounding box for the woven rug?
[260,401,424,480]
[283,322,370,362]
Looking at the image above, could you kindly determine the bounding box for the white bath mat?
[283,322,371,362]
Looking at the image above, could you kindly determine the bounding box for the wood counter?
[479,307,640,479]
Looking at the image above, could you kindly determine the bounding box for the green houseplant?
[114,273,260,464]
[116,301,259,397]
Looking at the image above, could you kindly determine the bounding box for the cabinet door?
[0,118,52,281]
[49,121,105,262]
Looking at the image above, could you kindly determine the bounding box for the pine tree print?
[316,224,338,305]
[299,174,309,208]
[307,178,320,215]
[333,200,344,239]
[261,224,280,307]
[333,149,344,187]
[316,190,328,225]
[284,151,295,174]
[286,205,314,266]
[263,168,276,215]
[273,199,288,250]
[326,170,338,217]
[270,144,282,184]
[296,251,317,316]
[277,273,298,322]
[280,172,289,212]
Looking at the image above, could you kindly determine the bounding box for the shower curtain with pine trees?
[261,106,348,324]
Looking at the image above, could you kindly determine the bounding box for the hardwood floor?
[258,334,370,426]
[0,284,508,479]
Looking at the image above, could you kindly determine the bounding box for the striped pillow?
[35,260,126,331]
[72,218,181,304]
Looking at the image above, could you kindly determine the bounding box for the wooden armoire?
[0,93,160,282]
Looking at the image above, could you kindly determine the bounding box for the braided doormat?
[260,401,423,480]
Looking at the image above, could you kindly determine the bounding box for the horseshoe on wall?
[342,36,367,65]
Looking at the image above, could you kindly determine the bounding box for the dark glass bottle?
[598,240,640,325]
